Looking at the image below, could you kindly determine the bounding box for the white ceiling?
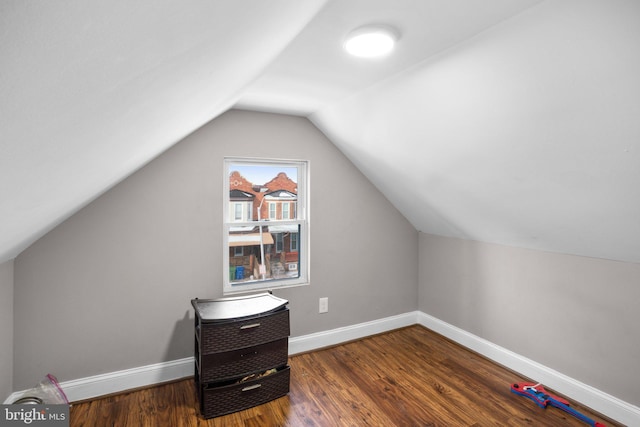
[236,0,543,115]
[2,0,640,264]
[0,0,325,262]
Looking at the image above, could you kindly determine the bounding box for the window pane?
[227,224,300,283]
[225,159,306,292]
[229,164,299,222]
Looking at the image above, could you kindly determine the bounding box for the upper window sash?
[223,157,309,294]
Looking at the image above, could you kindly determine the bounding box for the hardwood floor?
[70,325,619,426]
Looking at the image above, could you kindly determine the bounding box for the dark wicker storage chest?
[191,294,290,419]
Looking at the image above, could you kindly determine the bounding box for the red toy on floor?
[511,382,606,427]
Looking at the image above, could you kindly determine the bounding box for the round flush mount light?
[343,25,399,58]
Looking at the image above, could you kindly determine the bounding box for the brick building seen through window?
[226,162,307,292]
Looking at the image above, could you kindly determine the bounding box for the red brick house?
[228,171,299,281]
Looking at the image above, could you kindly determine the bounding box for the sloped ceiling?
[0,0,326,262]
[243,0,640,263]
[2,0,640,264]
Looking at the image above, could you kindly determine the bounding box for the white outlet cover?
[319,297,328,313]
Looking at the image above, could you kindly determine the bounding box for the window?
[234,203,243,221]
[229,191,254,222]
[224,158,309,294]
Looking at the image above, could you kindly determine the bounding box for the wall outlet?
[319,297,329,313]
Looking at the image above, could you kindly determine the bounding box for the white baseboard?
[288,311,420,355]
[417,312,640,426]
[4,357,195,405]
[5,311,638,426]
[3,312,418,405]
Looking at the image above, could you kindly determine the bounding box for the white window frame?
[223,157,309,294]
[234,203,243,221]
[269,202,277,220]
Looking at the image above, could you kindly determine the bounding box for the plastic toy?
[511,382,606,427]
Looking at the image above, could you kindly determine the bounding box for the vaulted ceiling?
[2,0,639,264]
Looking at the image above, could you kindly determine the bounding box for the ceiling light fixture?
[343,25,399,58]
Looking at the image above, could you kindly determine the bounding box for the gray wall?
[0,260,13,399]
[13,110,419,389]
[419,232,640,406]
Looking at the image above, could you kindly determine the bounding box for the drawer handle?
[241,384,262,392]
[240,323,261,330]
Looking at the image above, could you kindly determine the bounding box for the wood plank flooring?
[69,325,619,426]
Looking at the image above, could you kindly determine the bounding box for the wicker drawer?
[200,338,288,383]
[201,366,290,419]
[192,295,291,419]
[199,309,289,354]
